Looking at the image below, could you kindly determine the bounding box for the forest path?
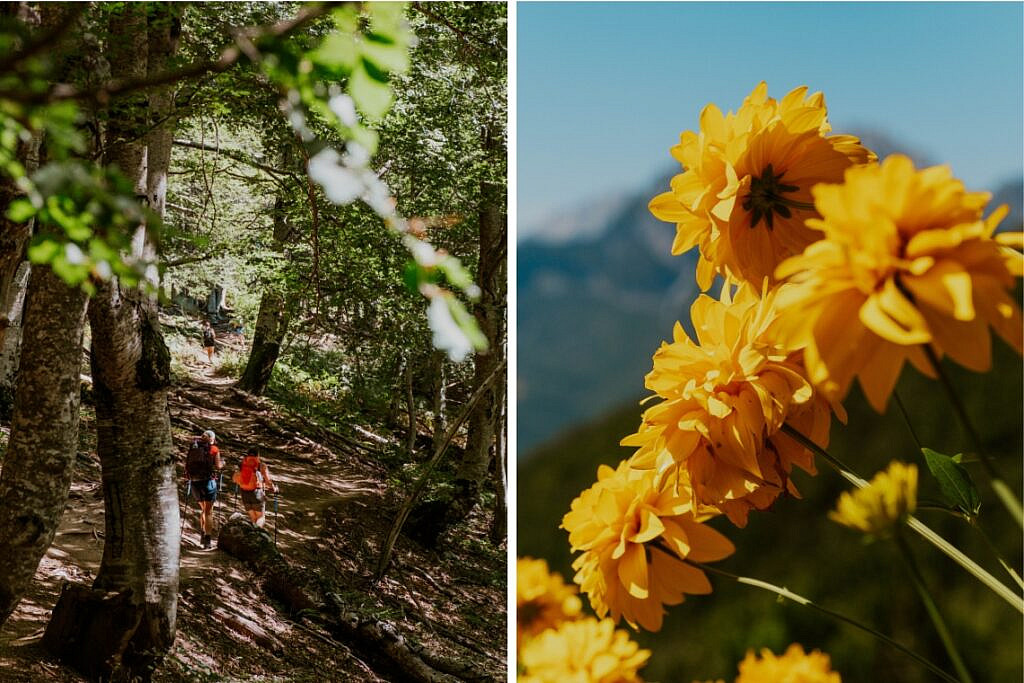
[0,335,397,682]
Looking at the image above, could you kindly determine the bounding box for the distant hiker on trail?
[185,429,223,548]
[233,449,278,528]
[202,320,216,364]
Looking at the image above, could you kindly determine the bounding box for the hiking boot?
[201,534,211,548]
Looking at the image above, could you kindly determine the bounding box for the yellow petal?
[680,520,736,562]
[618,543,649,599]
[903,260,975,321]
[858,286,931,345]
[631,506,666,544]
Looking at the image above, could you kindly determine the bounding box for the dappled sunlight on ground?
[1,324,505,682]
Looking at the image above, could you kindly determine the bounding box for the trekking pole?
[181,480,192,538]
[215,471,224,534]
[273,491,280,547]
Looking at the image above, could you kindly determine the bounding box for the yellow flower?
[830,461,917,535]
[517,557,583,645]
[650,82,874,289]
[735,644,841,683]
[562,461,734,632]
[518,617,651,683]
[775,154,1024,412]
[622,282,836,527]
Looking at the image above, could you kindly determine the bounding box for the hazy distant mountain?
[519,193,633,245]
[992,178,1024,229]
[517,175,700,454]
[518,147,1023,456]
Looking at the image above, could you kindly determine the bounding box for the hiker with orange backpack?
[233,449,278,528]
[185,429,223,548]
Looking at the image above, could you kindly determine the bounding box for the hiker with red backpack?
[185,429,223,548]
[233,449,278,528]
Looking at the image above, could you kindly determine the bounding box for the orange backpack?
[234,455,262,491]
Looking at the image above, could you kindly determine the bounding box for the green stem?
[969,518,1024,591]
[922,344,1024,527]
[780,423,1024,613]
[891,394,1021,588]
[893,390,923,449]
[693,562,960,683]
[895,531,974,683]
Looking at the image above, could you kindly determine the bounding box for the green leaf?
[362,36,409,74]
[367,2,406,39]
[27,237,60,264]
[402,262,420,293]
[922,447,981,516]
[349,63,393,121]
[311,32,357,74]
[437,255,474,291]
[6,198,36,222]
[49,254,88,286]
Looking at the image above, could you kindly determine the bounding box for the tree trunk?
[488,381,506,545]
[0,4,42,357]
[449,133,506,527]
[406,357,416,456]
[0,1,88,629]
[0,261,30,392]
[0,263,88,625]
[431,351,446,452]
[238,198,291,395]
[0,2,45,378]
[47,6,180,680]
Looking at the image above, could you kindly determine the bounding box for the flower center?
[742,164,813,230]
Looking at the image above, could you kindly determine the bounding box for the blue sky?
[517,2,1024,238]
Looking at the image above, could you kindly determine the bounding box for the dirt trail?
[0,339,396,681]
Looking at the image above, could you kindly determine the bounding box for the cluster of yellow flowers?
[696,644,842,683]
[517,557,650,682]
[555,81,1022,679]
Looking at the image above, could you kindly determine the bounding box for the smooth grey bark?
[238,197,291,395]
[0,262,88,625]
[47,6,180,679]
[91,2,180,672]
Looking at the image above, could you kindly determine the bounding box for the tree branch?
[172,139,297,179]
[0,2,342,105]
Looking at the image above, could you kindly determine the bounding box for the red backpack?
[235,455,263,491]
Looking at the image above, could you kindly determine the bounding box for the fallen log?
[325,593,461,683]
[177,390,223,412]
[216,515,462,683]
[211,606,284,654]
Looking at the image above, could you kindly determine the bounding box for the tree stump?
[42,582,143,681]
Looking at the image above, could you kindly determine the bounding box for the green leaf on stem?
[922,447,981,517]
